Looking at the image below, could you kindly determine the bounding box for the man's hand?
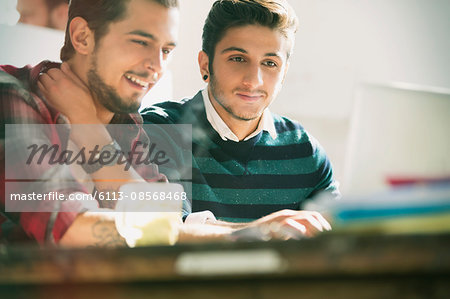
[37,62,97,123]
[206,209,332,240]
[250,209,332,239]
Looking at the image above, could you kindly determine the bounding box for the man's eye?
[263,60,277,67]
[162,48,172,55]
[132,40,148,46]
[230,56,245,62]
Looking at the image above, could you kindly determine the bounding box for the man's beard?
[209,73,262,122]
[87,61,141,115]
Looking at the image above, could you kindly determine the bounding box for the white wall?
[276,0,450,120]
[0,23,64,66]
[168,0,215,101]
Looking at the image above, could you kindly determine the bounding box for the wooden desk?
[1,233,449,299]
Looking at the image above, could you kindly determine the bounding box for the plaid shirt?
[1,61,164,245]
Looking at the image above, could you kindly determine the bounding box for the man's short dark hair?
[60,0,179,61]
[202,0,299,70]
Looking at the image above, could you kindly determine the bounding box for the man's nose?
[144,49,163,76]
[242,64,263,88]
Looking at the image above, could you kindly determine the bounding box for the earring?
[203,74,208,81]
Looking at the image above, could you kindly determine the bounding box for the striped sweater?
[141,91,339,222]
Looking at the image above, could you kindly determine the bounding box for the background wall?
[1,0,449,192]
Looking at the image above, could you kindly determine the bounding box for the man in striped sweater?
[142,0,340,237]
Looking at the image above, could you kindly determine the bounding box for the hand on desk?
[203,209,332,241]
[250,209,332,239]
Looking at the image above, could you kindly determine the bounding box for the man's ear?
[69,17,95,56]
[50,3,69,31]
[198,51,210,82]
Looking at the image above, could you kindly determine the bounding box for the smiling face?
[86,0,179,114]
[203,24,290,124]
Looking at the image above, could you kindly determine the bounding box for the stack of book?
[307,178,450,235]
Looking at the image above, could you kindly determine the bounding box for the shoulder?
[271,113,328,158]
[272,113,304,131]
[1,65,36,110]
[272,114,338,193]
[1,64,53,124]
[141,92,202,124]
[140,99,188,124]
[0,65,31,97]
[271,113,312,143]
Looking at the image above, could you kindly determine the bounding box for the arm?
[59,211,237,247]
[307,135,341,200]
[59,211,329,247]
[1,70,88,244]
[59,211,126,248]
[59,208,332,247]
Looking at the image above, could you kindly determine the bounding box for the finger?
[285,212,324,233]
[282,218,307,239]
[61,62,87,88]
[265,209,297,223]
[36,80,48,94]
[60,62,80,82]
[304,214,324,232]
[45,68,65,80]
[37,73,54,89]
[309,211,332,231]
[286,219,320,237]
[285,218,306,234]
[290,220,319,237]
[260,221,300,241]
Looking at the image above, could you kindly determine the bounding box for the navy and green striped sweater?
[141,91,339,222]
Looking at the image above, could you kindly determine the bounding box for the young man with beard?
[0,0,181,247]
[141,0,340,232]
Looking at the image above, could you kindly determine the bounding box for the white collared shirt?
[201,88,277,142]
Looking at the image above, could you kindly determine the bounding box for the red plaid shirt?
[1,61,164,245]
